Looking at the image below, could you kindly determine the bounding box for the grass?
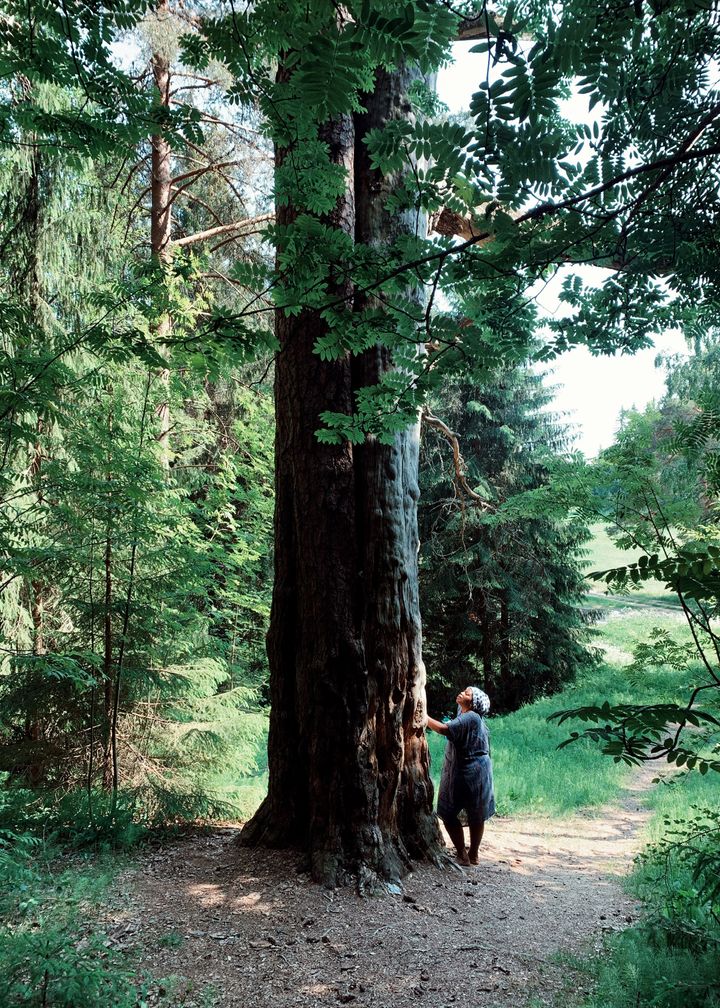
[428,608,697,817]
[0,836,147,1007]
[575,765,720,1008]
[583,523,681,608]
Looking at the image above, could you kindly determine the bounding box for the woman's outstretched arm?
[426,716,449,735]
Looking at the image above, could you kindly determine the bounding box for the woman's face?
[456,686,473,712]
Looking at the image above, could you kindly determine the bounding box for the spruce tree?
[419,364,591,715]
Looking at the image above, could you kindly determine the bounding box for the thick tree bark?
[241,64,442,887]
[352,66,441,868]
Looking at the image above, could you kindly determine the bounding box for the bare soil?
[108,766,663,1008]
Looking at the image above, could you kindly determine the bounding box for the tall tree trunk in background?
[474,587,494,685]
[25,418,47,786]
[499,587,514,710]
[151,0,172,467]
[22,147,47,786]
[102,507,114,792]
[241,63,442,887]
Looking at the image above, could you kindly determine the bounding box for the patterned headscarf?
[469,686,490,716]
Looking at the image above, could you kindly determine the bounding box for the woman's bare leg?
[444,821,469,864]
[468,821,484,864]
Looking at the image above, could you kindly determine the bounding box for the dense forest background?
[0,3,598,826]
[1,0,720,1004]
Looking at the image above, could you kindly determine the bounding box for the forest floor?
[107,763,664,1008]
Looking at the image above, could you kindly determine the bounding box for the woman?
[426,686,495,865]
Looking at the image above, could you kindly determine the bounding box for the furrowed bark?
[240,95,370,882]
[353,64,442,867]
[241,61,443,887]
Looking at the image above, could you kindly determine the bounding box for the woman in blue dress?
[426,686,495,865]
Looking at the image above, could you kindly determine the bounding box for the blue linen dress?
[436,710,495,826]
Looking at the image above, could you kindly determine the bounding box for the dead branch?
[421,407,493,509]
[174,212,274,248]
[170,159,240,188]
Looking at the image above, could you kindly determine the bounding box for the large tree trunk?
[241,65,442,887]
[352,65,440,869]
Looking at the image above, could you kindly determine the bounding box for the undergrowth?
[0,789,158,1006]
[0,831,144,1005]
[577,768,720,1008]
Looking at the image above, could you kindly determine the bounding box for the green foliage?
[0,69,274,833]
[420,361,592,714]
[0,827,145,1007]
[582,927,720,1008]
[0,359,273,817]
[577,766,720,1008]
[0,1,204,155]
[589,533,720,604]
[507,335,720,778]
[584,523,679,606]
[640,804,720,942]
[4,0,720,442]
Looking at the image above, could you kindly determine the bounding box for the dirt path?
[111,766,663,1008]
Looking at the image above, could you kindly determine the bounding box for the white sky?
[437,43,690,458]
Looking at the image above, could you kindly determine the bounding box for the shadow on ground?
[113,767,664,1008]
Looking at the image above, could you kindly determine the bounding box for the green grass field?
[427,605,701,818]
[583,523,681,608]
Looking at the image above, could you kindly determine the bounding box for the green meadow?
[427,607,694,816]
[583,523,682,609]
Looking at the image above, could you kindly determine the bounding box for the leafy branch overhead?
[4,0,720,440]
[550,700,720,773]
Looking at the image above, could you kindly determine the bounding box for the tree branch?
[170,159,240,187]
[422,407,492,509]
[174,212,274,247]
